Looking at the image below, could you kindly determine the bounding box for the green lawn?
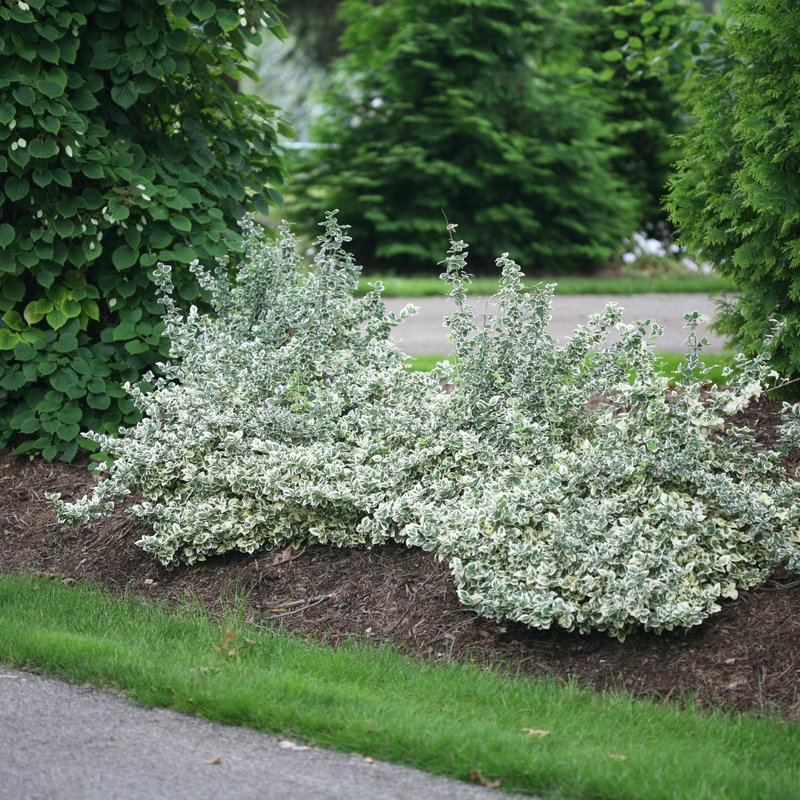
[406,351,740,387]
[1,573,797,800]
[357,273,734,298]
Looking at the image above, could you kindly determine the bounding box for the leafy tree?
[0,0,291,461]
[666,0,800,388]
[292,0,640,275]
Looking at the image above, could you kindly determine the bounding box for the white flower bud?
[18,1,30,10]
[142,194,151,202]
[89,241,95,250]
[239,16,247,25]
[17,138,26,148]
[9,119,16,130]
[238,6,246,14]
[65,145,73,157]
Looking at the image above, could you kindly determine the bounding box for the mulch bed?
[2,397,799,719]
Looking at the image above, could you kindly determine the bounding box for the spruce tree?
[292,0,640,274]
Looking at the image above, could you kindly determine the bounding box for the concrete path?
[0,667,532,800]
[384,293,728,356]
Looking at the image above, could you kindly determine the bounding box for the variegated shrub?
[50,214,800,639]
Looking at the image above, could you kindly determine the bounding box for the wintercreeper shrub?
[50,215,800,639]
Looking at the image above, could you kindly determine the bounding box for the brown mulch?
[2,397,799,720]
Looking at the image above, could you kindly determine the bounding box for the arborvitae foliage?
[292,0,640,275]
[667,0,800,388]
[0,0,290,461]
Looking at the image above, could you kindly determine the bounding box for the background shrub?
[0,0,290,461]
[575,0,698,228]
[667,0,800,390]
[291,0,642,275]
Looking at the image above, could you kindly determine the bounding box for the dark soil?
[2,397,799,719]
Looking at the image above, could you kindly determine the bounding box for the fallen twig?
[269,546,308,567]
[384,570,436,635]
[761,580,800,592]
[266,594,332,619]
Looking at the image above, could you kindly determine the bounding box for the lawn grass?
[357,273,734,298]
[406,351,741,387]
[2,573,797,800]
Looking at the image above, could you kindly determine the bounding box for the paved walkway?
[0,667,532,800]
[383,293,727,356]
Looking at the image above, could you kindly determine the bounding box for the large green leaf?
[38,40,60,63]
[2,279,25,302]
[53,217,74,237]
[111,82,139,110]
[193,0,216,20]
[57,422,80,440]
[71,89,98,111]
[61,298,81,318]
[5,175,29,202]
[36,79,65,99]
[112,244,138,269]
[23,301,45,325]
[0,328,18,350]
[12,341,36,361]
[46,308,69,330]
[0,224,14,248]
[136,24,159,45]
[29,138,58,159]
[124,340,149,354]
[170,214,192,232]
[112,322,137,340]
[12,85,35,106]
[90,44,121,71]
[52,168,72,187]
[81,299,100,321]
[46,285,67,306]
[86,392,111,410]
[2,310,27,331]
[82,161,103,179]
[57,405,82,425]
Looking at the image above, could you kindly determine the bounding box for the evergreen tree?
[667,0,800,386]
[292,0,640,274]
[576,0,690,228]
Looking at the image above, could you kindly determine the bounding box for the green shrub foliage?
[667,0,800,386]
[292,0,640,275]
[0,0,290,461]
[575,0,696,227]
[52,215,800,639]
